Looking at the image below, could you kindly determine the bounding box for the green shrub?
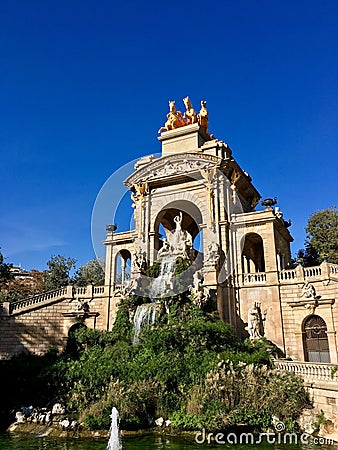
[40,297,308,432]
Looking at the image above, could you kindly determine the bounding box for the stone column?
[149,231,156,265]
[121,258,126,285]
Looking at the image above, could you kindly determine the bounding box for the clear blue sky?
[0,0,337,271]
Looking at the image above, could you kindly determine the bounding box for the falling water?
[132,255,177,345]
[107,407,122,450]
[149,255,176,300]
[132,303,158,345]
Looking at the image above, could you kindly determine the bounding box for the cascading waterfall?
[149,255,176,300]
[132,255,176,345]
[107,407,122,450]
[132,213,192,344]
[132,303,158,345]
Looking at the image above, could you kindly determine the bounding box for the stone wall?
[0,286,111,359]
[274,360,338,418]
[279,263,338,362]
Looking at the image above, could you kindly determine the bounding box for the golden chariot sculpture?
[158,97,209,135]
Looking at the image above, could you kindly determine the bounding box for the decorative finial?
[261,197,277,208]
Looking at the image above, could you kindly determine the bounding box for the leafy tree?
[74,258,105,286]
[295,246,320,267]
[304,207,338,264]
[0,249,14,302]
[0,250,13,285]
[1,270,45,303]
[44,255,76,291]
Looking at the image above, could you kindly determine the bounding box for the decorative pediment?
[125,152,222,188]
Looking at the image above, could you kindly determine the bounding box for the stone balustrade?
[274,359,338,382]
[279,268,297,281]
[279,262,338,284]
[242,272,267,284]
[230,262,338,286]
[94,286,105,294]
[10,287,69,314]
[304,266,322,278]
[5,284,108,315]
[330,264,338,276]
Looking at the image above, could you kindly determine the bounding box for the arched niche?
[241,232,265,273]
[66,322,87,355]
[115,249,131,285]
[303,314,330,363]
[153,200,203,259]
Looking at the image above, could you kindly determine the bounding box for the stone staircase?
[1,285,108,316]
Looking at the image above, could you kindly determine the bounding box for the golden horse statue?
[183,96,198,124]
[158,100,186,133]
[198,100,209,134]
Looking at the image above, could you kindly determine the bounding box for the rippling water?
[0,432,335,449]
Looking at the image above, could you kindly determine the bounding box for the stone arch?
[302,314,330,363]
[150,192,209,233]
[115,249,131,285]
[152,198,206,262]
[241,232,265,273]
[68,322,87,336]
[66,322,87,354]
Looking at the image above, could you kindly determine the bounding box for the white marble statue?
[190,270,210,307]
[158,238,170,259]
[205,242,220,266]
[160,212,193,261]
[248,301,265,339]
[302,281,317,300]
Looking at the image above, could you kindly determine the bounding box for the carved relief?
[131,181,148,202]
[200,166,217,229]
[302,281,318,300]
[205,242,220,267]
[130,181,148,241]
[231,170,241,185]
[126,154,221,187]
[133,247,146,272]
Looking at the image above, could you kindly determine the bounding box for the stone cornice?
[124,152,222,188]
[288,298,335,308]
[157,122,210,142]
